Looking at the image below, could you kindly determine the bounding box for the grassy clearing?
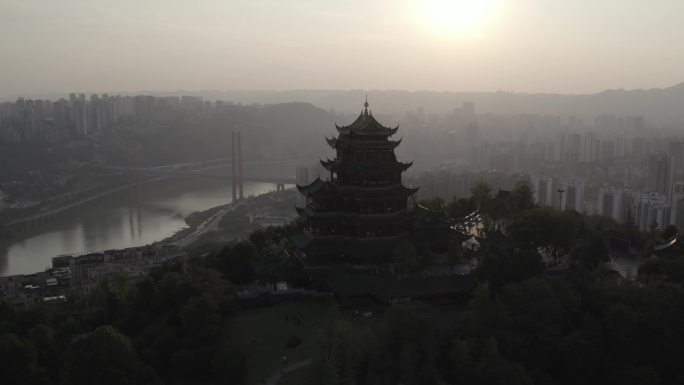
[226,299,332,385]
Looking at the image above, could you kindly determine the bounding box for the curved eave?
[405,186,420,195]
[326,137,337,148]
[297,177,325,196]
[333,137,403,150]
[327,160,413,173]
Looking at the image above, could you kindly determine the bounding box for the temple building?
[295,99,418,264]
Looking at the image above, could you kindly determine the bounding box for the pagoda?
[296,98,418,264]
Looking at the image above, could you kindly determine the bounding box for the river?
[0,179,277,276]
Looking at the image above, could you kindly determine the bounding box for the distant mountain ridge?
[210,84,684,125]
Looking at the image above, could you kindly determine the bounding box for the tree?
[313,317,374,385]
[446,197,476,219]
[462,283,501,335]
[487,197,507,229]
[474,337,533,385]
[64,325,155,385]
[471,182,492,211]
[375,304,445,385]
[507,207,582,259]
[507,181,535,215]
[477,247,544,288]
[0,333,43,384]
[211,241,259,284]
[29,324,59,380]
[448,338,474,383]
[578,232,609,270]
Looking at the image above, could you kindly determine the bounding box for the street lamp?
[557,189,565,210]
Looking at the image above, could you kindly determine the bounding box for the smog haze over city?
[2,2,684,385]
[2,0,684,96]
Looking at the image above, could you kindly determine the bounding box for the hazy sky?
[2,0,683,97]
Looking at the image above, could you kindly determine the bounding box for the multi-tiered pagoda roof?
[295,99,418,264]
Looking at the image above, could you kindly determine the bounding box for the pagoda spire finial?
[363,94,369,116]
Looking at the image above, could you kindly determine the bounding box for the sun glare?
[420,0,497,39]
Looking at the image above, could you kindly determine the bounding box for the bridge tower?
[237,130,244,200]
[231,131,237,202]
[126,143,140,200]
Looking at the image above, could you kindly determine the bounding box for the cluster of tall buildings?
[419,165,684,233]
[460,127,656,176]
[405,101,684,233]
[527,175,684,233]
[398,102,654,178]
[0,94,208,143]
[403,101,684,233]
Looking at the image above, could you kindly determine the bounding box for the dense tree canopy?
[2,198,684,385]
[64,325,153,385]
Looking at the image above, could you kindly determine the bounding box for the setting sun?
[420,0,498,38]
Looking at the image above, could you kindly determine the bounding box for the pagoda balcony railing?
[330,177,401,187]
[306,205,408,215]
[306,225,408,238]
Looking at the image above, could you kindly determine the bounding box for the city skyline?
[3,0,684,98]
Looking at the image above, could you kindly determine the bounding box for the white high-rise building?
[597,186,625,223]
[670,182,684,231]
[553,133,566,162]
[636,192,671,232]
[560,178,585,212]
[581,132,598,163]
[648,153,670,196]
[531,174,554,207]
[667,142,684,203]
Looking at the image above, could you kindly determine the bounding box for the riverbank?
[0,179,281,276]
[161,188,298,252]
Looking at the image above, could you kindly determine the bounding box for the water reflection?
[1,179,275,276]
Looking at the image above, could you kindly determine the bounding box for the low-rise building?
[0,270,69,308]
[69,245,186,297]
[1,245,186,307]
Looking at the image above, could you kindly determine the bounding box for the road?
[171,200,246,248]
[263,359,312,385]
